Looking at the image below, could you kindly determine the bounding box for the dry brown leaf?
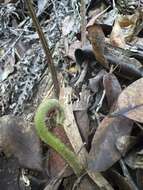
[103,73,122,109]
[47,126,73,177]
[110,18,126,48]
[110,12,141,47]
[88,70,107,93]
[0,115,42,171]
[88,116,133,172]
[112,78,143,123]
[87,23,109,68]
[116,136,137,156]
[73,88,91,146]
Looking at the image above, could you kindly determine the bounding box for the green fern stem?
[34,99,84,176]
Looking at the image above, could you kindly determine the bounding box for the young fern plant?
[34,99,84,176]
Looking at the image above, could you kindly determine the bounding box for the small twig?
[87,5,111,28]
[74,62,88,87]
[112,0,116,9]
[0,32,23,62]
[135,122,143,130]
[51,0,61,33]
[21,169,30,187]
[96,90,106,113]
[72,172,87,190]
[76,142,86,155]
[80,0,86,47]
[26,0,60,98]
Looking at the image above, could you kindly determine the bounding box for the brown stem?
[80,0,86,47]
[26,0,60,98]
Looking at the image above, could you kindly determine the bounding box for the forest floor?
[0,0,143,190]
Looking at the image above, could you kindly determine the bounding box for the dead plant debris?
[0,0,143,189]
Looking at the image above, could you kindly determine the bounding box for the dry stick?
[95,90,106,113]
[26,0,60,98]
[80,0,86,47]
[112,0,115,8]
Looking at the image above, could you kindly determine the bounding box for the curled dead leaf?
[110,17,126,48]
[110,12,142,47]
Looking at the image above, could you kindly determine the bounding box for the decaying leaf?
[116,136,137,156]
[105,42,143,78]
[136,169,143,190]
[88,116,133,172]
[125,148,143,169]
[47,126,73,177]
[103,73,122,109]
[87,23,109,68]
[86,0,102,16]
[74,110,90,145]
[105,170,137,190]
[110,10,143,47]
[110,17,126,48]
[112,78,143,123]
[0,156,26,190]
[74,44,96,66]
[88,70,107,93]
[74,41,143,81]
[73,87,91,146]
[0,115,42,171]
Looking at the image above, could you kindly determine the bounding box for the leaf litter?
[0,0,143,190]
